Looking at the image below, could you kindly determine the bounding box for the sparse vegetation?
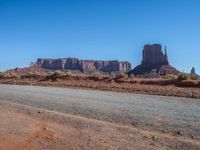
[177,73,191,81]
[0,70,200,98]
[162,74,177,80]
[116,73,128,79]
[0,72,20,79]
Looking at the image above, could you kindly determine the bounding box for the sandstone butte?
[128,44,180,77]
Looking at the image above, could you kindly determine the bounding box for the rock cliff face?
[36,58,131,73]
[142,44,169,66]
[129,44,179,77]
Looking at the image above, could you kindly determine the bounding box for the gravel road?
[0,84,200,139]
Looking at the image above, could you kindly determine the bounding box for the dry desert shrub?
[20,72,45,80]
[114,73,128,83]
[42,71,83,81]
[10,73,21,79]
[162,74,178,80]
[88,72,104,81]
[116,73,128,79]
[0,72,7,79]
[177,73,199,82]
[177,73,191,81]
[0,72,20,79]
[43,71,66,81]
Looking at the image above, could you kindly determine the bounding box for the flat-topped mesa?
[36,58,131,73]
[81,60,131,73]
[37,58,82,70]
[142,44,169,67]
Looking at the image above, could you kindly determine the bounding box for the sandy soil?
[0,103,200,150]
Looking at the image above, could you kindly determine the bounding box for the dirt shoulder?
[0,77,200,99]
[1,70,200,99]
[0,102,200,150]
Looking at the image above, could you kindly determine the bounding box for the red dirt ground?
[0,104,200,150]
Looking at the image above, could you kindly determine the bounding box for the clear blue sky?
[0,0,200,74]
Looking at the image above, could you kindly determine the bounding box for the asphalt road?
[0,84,200,139]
